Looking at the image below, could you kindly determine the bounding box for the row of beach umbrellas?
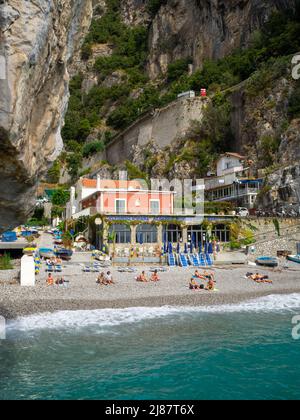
[163,241,213,255]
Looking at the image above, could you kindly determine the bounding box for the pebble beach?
[1,260,300,319]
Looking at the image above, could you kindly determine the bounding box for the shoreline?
[1,239,300,319]
[1,287,300,319]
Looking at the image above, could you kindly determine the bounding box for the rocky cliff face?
[0,0,298,230]
[148,0,295,78]
[0,0,93,231]
[259,164,300,213]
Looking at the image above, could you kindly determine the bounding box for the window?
[187,225,207,247]
[163,224,182,243]
[212,224,230,243]
[150,200,160,214]
[115,199,126,214]
[136,224,158,244]
[109,224,131,244]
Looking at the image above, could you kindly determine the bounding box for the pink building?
[80,179,174,216]
[66,176,233,252]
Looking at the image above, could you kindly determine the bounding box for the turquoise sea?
[1,294,300,400]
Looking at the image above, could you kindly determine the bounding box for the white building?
[205,153,262,209]
[65,175,102,220]
[216,153,245,177]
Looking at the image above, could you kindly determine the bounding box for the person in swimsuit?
[137,271,148,282]
[206,278,215,291]
[151,270,160,282]
[47,273,54,286]
[105,271,115,285]
[97,272,107,285]
[190,278,201,290]
[194,270,206,280]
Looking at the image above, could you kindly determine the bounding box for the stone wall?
[247,218,300,257]
[105,97,208,165]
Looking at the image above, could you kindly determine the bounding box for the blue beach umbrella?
[184,243,188,254]
[168,242,173,254]
[138,233,144,245]
[199,241,202,253]
[208,242,214,254]
[190,241,194,254]
[204,242,208,254]
[164,242,168,254]
[192,233,197,247]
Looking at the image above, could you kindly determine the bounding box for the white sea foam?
[7,294,300,333]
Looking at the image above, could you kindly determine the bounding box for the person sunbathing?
[189,278,201,290]
[47,273,54,286]
[97,273,108,286]
[204,271,215,282]
[194,270,206,280]
[206,278,215,291]
[55,277,67,286]
[252,273,273,284]
[137,271,148,282]
[105,271,115,285]
[247,273,273,284]
[151,270,160,282]
[97,273,105,284]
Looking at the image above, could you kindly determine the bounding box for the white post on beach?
[20,256,35,287]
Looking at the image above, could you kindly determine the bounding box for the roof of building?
[81,178,145,190]
[219,152,246,160]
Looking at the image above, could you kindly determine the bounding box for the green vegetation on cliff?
[62,0,300,179]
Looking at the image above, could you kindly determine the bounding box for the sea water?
[0,294,300,400]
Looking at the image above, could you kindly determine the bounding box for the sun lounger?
[179,254,189,267]
[205,254,213,266]
[168,253,176,267]
[150,267,168,272]
[199,253,207,267]
[81,265,91,273]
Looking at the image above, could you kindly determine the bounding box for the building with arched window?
[109,224,131,244]
[136,224,158,244]
[66,175,237,256]
[163,224,183,244]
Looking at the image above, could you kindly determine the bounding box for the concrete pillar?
[103,221,109,244]
[182,227,188,243]
[131,225,137,244]
[20,255,35,287]
[157,224,163,245]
